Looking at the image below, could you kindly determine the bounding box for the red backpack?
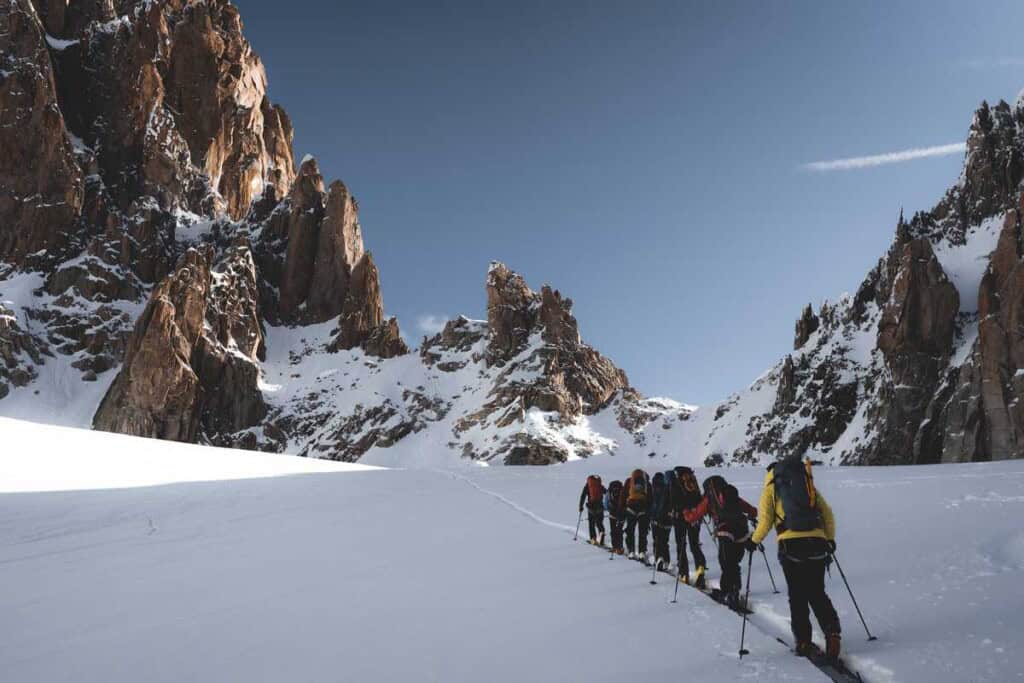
[587,475,603,504]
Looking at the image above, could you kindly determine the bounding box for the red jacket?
[683,494,757,536]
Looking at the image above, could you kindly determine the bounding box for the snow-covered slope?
[2,417,1021,682]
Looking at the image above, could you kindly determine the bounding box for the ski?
[774,637,864,683]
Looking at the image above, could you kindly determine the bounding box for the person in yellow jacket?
[748,457,841,661]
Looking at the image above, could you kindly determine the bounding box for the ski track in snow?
[4,418,1024,682]
[437,469,576,534]
[442,468,872,683]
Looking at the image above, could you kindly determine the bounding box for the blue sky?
[238,0,1024,404]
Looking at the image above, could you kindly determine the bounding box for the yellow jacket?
[750,469,835,545]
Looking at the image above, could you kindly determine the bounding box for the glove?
[745,540,762,553]
[826,539,836,554]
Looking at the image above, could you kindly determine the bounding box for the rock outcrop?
[0,0,83,265]
[3,0,408,455]
[94,245,266,442]
[710,97,1024,466]
[941,200,1024,462]
[93,248,214,441]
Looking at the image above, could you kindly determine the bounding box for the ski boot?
[678,573,690,585]
[826,632,841,661]
[693,566,707,589]
[794,641,814,658]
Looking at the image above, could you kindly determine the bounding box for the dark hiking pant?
[625,509,648,555]
[779,538,841,643]
[652,520,671,565]
[718,538,746,595]
[610,516,624,551]
[673,519,706,577]
[586,506,605,543]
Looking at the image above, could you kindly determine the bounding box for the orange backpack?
[586,475,603,504]
[626,470,648,505]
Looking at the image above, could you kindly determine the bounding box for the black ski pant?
[586,506,605,543]
[717,537,746,595]
[673,519,706,577]
[609,515,624,551]
[652,520,671,565]
[625,509,648,555]
[779,539,841,643]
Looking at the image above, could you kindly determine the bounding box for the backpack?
[586,475,603,505]
[606,480,623,513]
[703,475,748,537]
[627,469,648,505]
[650,472,668,519]
[675,466,699,493]
[772,457,822,532]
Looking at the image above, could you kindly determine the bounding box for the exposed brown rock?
[0,301,49,399]
[167,0,295,218]
[486,262,536,364]
[0,0,84,265]
[867,236,959,464]
[94,245,266,441]
[279,157,327,319]
[93,247,212,441]
[794,304,819,349]
[942,201,1024,462]
[330,252,408,357]
[306,180,365,319]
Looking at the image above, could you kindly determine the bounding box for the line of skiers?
[578,457,842,661]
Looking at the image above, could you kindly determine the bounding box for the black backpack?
[703,475,748,537]
[772,457,822,532]
[606,480,623,513]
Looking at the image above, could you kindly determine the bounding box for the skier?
[578,475,606,545]
[649,472,672,570]
[605,479,626,555]
[684,475,757,609]
[621,469,651,562]
[670,465,707,587]
[749,457,841,660]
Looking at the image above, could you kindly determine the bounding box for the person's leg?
[655,523,669,566]
[638,515,649,556]
[688,523,707,571]
[718,540,741,594]
[625,513,636,555]
[611,517,623,551]
[780,554,813,645]
[587,512,598,542]
[673,520,688,576]
[805,558,841,637]
[596,510,606,545]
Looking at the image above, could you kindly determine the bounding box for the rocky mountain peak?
[794,303,819,349]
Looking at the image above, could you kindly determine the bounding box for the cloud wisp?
[802,142,965,172]
[415,314,448,336]
[961,57,1024,69]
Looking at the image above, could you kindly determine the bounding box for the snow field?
[2,417,1023,681]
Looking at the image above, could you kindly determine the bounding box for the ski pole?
[760,546,780,594]
[649,523,659,584]
[831,552,877,641]
[738,549,755,658]
[670,556,682,603]
[704,518,719,549]
[573,508,583,542]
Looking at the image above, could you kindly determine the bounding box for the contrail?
[803,142,965,172]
